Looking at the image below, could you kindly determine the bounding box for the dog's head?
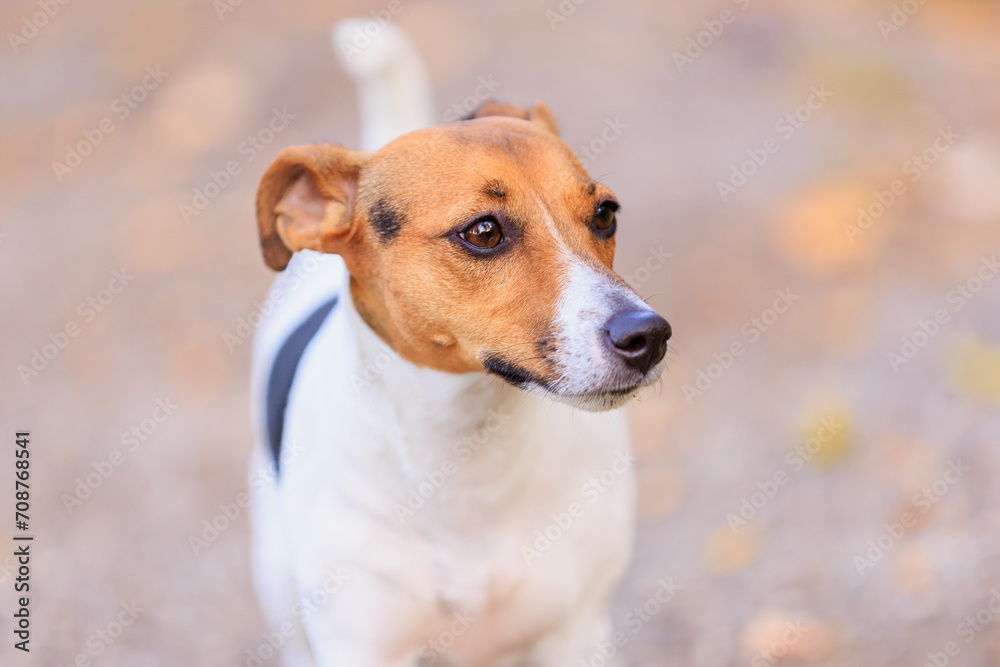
[256,101,670,411]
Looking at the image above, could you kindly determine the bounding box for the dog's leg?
[292,564,430,667]
[248,449,317,667]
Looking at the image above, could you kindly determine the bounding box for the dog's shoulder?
[249,252,349,456]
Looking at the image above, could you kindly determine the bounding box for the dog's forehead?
[355,118,603,246]
[365,118,586,193]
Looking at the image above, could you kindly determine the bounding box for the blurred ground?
[2,0,1000,665]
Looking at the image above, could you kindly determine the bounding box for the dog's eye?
[459,218,503,249]
[592,202,618,239]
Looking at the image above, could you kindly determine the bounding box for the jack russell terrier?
[248,21,671,667]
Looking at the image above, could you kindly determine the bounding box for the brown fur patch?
[256,144,369,270]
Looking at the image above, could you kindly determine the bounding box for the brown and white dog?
[248,21,670,667]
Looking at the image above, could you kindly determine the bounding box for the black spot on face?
[586,181,596,196]
[370,198,403,243]
[483,180,506,200]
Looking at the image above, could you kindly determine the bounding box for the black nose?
[605,310,671,373]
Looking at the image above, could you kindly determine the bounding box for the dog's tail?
[332,19,435,153]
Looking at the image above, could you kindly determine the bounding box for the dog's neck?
[341,283,541,529]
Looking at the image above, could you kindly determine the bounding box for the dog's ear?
[256,144,371,271]
[462,100,559,136]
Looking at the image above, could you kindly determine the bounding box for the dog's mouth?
[481,354,545,389]
[481,351,664,412]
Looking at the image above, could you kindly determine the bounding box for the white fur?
[331,21,434,153]
[248,21,641,666]
[533,197,664,411]
[251,275,635,666]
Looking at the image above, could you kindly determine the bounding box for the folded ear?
[256,144,371,271]
[461,99,559,136]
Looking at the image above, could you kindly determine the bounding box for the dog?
[247,21,671,667]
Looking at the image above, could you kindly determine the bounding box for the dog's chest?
[398,426,635,656]
[274,298,636,660]
[416,504,628,657]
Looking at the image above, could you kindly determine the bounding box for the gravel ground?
[2,0,1000,665]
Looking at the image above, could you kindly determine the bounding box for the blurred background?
[2,0,1000,664]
